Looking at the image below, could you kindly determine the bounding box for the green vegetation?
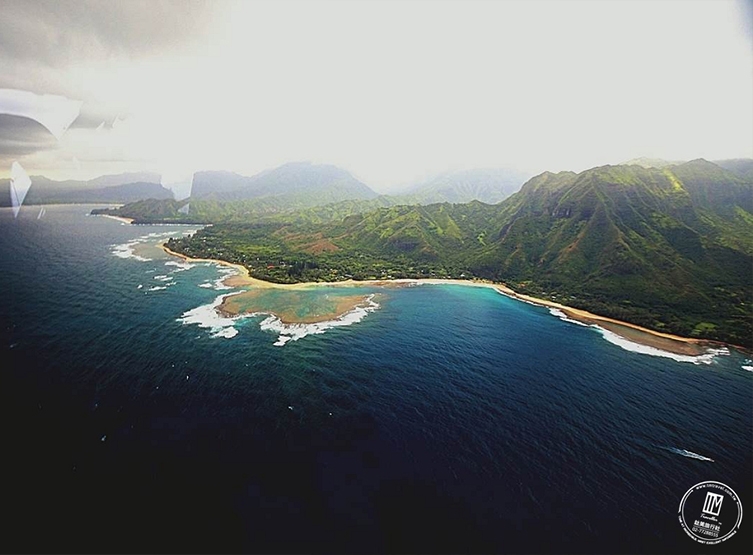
[157,160,753,347]
[165,214,477,284]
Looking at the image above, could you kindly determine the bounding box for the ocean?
[1,204,751,553]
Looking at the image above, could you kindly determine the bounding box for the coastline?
[97,214,135,225]
[491,284,707,356]
[160,243,715,356]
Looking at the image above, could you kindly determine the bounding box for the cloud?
[737,0,753,40]
[0,115,57,162]
[0,88,81,139]
[0,0,218,65]
[0,0,221,101]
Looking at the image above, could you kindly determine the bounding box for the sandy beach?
[160,243,717,356]
[97,214,135,225]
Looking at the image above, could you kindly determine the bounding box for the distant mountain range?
[622,157,682,168]
[401,168,531,204]
[90,162,531,222]
[623,157,753,179]
[191,162,378,203]
[190,163,529,206]
[0,172,171,206]
[714,158,753,180]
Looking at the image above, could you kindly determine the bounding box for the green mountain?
[471,160,752,344]
[166,159,753,347]
[99,194,399,225]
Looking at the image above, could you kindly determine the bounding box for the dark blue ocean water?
[1,205,751,553]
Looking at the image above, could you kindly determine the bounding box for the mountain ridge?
[402,167,531,204]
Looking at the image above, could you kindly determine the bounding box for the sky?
[0,0,751,192]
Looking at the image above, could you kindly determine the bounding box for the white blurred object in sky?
[0,89,82,141]
[10,161,32,217]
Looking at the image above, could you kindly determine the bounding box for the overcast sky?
[1,0,751,191]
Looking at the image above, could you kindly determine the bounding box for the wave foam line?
[178,291,245,339]
[164,260,195,272]
[548,307,590,327]
[112,240,151,262]
[112,230,196,263]
[204,264,238,290]
[597,328,728,365]
[259,294,380,347]
[665,447,714,462]
[494,288,540,307]
[147,285,173,292]
[546,307,727,364]
[498,290,730,366]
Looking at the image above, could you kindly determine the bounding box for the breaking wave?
[112,229,199,263]
[178,292,245,339]
[596,328,728,365]
[545,306,729,365]
[112,239,151,262]
[164,260,195,272]
[147,285,172,292]
[548,307,590,327]
[258,295,380,347]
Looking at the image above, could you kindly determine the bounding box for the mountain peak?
[622,157,681,168]
[190,162,376,203]
[405,167,531,204]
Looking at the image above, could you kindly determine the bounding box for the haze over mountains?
[189,163,535,207]
[8,158,751,213]
[623,157,753,179]
[0,171,170,206]
[2,161,535,208]
[192,162,377,202]
[401,167,531,204]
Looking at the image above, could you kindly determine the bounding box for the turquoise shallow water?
[1,204,751,553]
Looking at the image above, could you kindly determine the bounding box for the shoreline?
[160,244,720,357]
[491,284,708,356]
[97,214,135,224]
